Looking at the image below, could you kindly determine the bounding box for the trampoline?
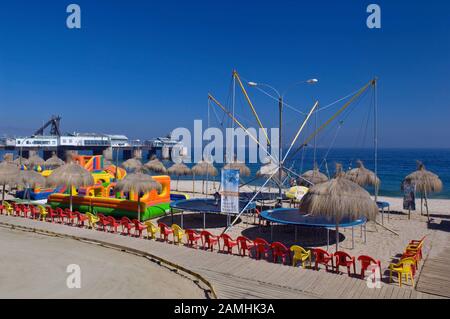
[239,192,288,202]
[170,198,256,229]
[260,208,367,249]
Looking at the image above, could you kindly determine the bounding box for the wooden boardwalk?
[416,237,450,298]
[0,215,442,299]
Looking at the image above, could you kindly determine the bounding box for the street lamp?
[248,78,318,202]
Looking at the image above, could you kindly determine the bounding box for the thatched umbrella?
[403,161,443,221]
[0,161,19,202]
[300,165,329,186]
[167,163,191,191]
[334,163,346,178]
[345,160,380,188]
[121,157,143,172]
[115,172,162,221]
[299,177,378,251]
[224,161,251,177]
[145,158,167,174]
[256,161,287,192]
[3,153,14,163]
[15,170,46,203]
[47,163,94,211]
[192,161,218,194]
[44,152,65,169]
[28,154,45,168]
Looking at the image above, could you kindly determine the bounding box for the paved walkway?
[0,215,443,299]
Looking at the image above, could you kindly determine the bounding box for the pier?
[0,115,183,161]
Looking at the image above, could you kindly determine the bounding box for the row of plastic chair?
[0,201,383,281]
[388,236,425,287]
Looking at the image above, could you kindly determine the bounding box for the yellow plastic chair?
[37,205,48,221]
[290,245,312,268]
[171,224,184,245]
[389,257,416,287]
[144,221,158,240]
[3,202,13,216]
[86,212,99,229]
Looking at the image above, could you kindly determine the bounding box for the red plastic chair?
[158,222,173,242]
[97,213,110,231]
[29,205,40,219]
[270,242,290,265]
[200,230,220,251]
[236,236,255,257]
[56,207,68,224]
[65,209,77,225]
[220,234,238,254]
[13,203,21,217]
[132,219,147,237]
[120,217,134,236]
[21,205,30,218]
[313,248,334,271]
[357,255,381,279]
[46,207,58,223]
[253,238,270,260]
[185,229,202,248]
[74,211,89,227]
[106,216,120,233]
[334,251,356,276]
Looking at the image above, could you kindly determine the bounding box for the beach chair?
[132,219,147,238]
[200,230,220,251]
[405,241,424,261]
[13,203,22,217]
[313,248,334,271]
[171,224,184,245]
[20,205,30,218]
[97,214,110,231]
[86,212,100,229]
[220,234,238,254]
[106,216,120,233]
[158,222,173,242]
[389,257,416,287]
[37,205,48,221]
[185,229,201,248]
[144,221,158,240]
[29,205,40,219]
[46,207,58,223]
[254,238,270,260]
[290,245,312,268]
[236,236,255,257]
[357,255,381,280]
[74,211,88,227]
[334,251,356,276]
[65,209,77,225]
[270,242,290,265]
[3,202,13,216]
[56,207,68,224]
[120,217,134,236]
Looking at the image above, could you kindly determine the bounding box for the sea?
[2,148,449,199]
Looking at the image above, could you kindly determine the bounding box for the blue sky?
[0,1,448,148]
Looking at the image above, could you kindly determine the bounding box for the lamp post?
[248,78,318,201]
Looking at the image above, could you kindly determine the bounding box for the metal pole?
[278,97,283,202]
[203,212,206,229]
[373,79,378,203]
[352,227,354,249]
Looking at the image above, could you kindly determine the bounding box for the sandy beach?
[0,226,205,299]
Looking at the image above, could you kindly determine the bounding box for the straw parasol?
[121,157,144,172]
[224,161,251,177]
[115,172,162,221]
[0,161,19,201]
[192,161,218,194]
[15,170,46,203]
[403,161,443,221]
[167,162,191,191]
[144,158,167,174]
[44,152,65,169]
[345,160,380,188]
[299,177,378,250]
[28,154,45,168]
[334,163,346,178]
[256,161,287,192]
[3,153,14,163]
[299,165,329,186]
[47,163,94,211]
